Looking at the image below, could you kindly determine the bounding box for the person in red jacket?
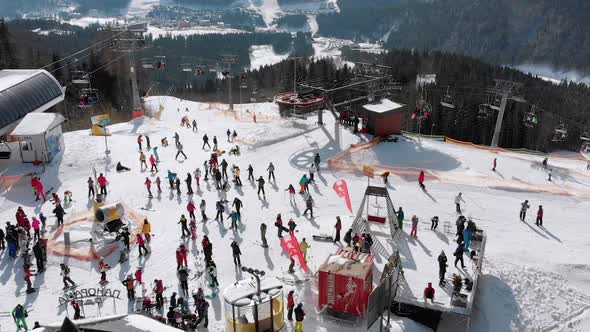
[286,290,295,321]
[536,205,543,226]
[179,244,188,267]
[31,177,46,201]
[492,158,497,171]
[149,154,158,172]
[23,263,34,293]
[136,234,148,256]
[423,282,435,303]
[418,171,425,189]
[175,248,183,270]
[153,279,164,309]
[134,267,143,285]
[137,135,143,151]
[187,201,196,220]
[97,173,107,195]
[144,178,152,198]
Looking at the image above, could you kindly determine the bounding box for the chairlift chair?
[440,87,455,109]
[552,120,568,142]
[579,127,590,142]
[141,58,154,69]
[490,95,502,111]
[153,56,166,70]
[71,71,90,85]
[0,141,12,159]
[79,88,99,108]
[477,104,492,119]
[522,105,538,128]
[181,63,193,72]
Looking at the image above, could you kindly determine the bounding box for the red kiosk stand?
[318,248,374,317]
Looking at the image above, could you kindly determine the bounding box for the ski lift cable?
[40,30,128,70]
[63,50,133,88]
[48,41,116,75]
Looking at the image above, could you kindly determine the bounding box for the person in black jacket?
[247,165,254,181]
[343,229,352,247]
[53,205,65,226]
[33,241,44,272]
[178,267,189,295]
[454,242,465,269]
[257,176,266,198]
[232,197,243,219]
[0,227,5,250]
[231,241,241,267]
[185,173,193,195]
[438,250,447,285]
[196,300,209,328]
[294,303,305,332]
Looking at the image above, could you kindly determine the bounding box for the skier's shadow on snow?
[271,182,279,192]
[310,182,323,196]
[264,248,274,270]
[0,254,16,284]
[233,185,244,196]
[540,227,561,242]
[423,190,437,202]
[291,202,301,217]
[521,220,549,239]
[316,170,328,186]
[259,198,270,209]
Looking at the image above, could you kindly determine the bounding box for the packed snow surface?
[0,97,589,332]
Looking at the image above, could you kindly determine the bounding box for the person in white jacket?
[455,193,465,214]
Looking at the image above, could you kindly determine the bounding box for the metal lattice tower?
[489,79,523,147]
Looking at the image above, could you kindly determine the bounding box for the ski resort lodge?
[359,98,405,137]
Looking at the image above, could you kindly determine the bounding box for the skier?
[454,242,466,269]
[139,151,147,170]
[150,154,158,172]
[492,158,497,171]
[299,238,310,261]
[215,200,224,222]
[142,219,151,242]
[175,176,181,196]
[144,177,153,198]
[226,129,231,142]
[178,215,190,238]
[220,159,229,179]
[192,119,197,132]
[202,134,210,150]
[438,250,447,285]
[423,282,435,303]
[410,215,419,238]
[285,184,296,203]
[33,240,44,272]
[299,174,308,193]
[153,146,159,162]
[308,165,315,184]
[194,168,201,188]
[418,170,425,189]
[123,274,135,300]
[32,217,40,242]
[548,168,552,181]
[260,223,268,248]
[60,263,76,288]
[174,132,180,146]
[536,205,544,226]
[88,177,95,197]
[145,135,151,150]
[287,290,295,321]
[12,304,28,331]
[294,303,305,332]
[178,267,189,295]
[381,171,390,184]
[185,173,193,195]
[97,173,107,195]
[175,142,187,160]
[267,162,276,181]
[137,135,143,150]
[314,152,321,171]
[276,214,284,238]
[303,196,314,218]
[187,201,196,220]
[154,279,164,309]
[455,192,465,214]
[196,299,209,328]
[520,200,530,221]
[231,241,242,267]
[155,177,162,193]
[98,257,109,284]
[23,263,34,293]
[396,207,404,230]
[334,216,342,243]
[233,166,242,186]
[200,199,208,220]
[232,197,243,219]
[288,218,297,233]
[344,228,353,247]
[247,165,254,181]
[431,216,439,231]
[227,210,240,231]
[53,204,65,227]
[232,130,238,142]
[257,176,266,198]
[136,233,148,256]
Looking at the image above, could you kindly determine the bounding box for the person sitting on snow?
[423,282,435,303]
[116,162,131,172]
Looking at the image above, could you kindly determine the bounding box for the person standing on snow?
[287,290,295,321]
[32,217,41,242]
[299,174,309,193]
[438,251,448,285]
[226,129,231,142]
[396,207,404,230]
[153,146,159,162]
[136,234,149,256]
[137,135,143,151]
[155,177,162,193]
[139,151,148,170]
[53,204,65,227]
[175,176,181,196]
[492,158,497,171]
[257,176,266,198]
[260,223,268,248]
[548,169,552,181]
[276,214,284,238]
[185,173,193,195]
[231,241,242,267]
[215,200,224,222]
[194,168,201,188]
[149,154,158,172]
[334,216,342,243]
[60,263,76,288]
[175,142,187,160]
[145,135,151,150]
[303,196,314,218]
[221,159,229,179]
[431,216,439,231]
[154,279,164,309]
[178,215,190,238]
[418,170,425,189]
[294,303,305,332]
[174,132,180,147]
[87,177,95,197]
[247,165,254,181]
[123,274,136,300]
[455,192,465,214]
[187,201,196,220]
[214,169,223,190]
[98,257,109,284]
[12,304,28,331]
[200,200,207,220]
[314,153,321,171]
[299,238,310,261]
[233,166,242,186]
[288,218,297,233]
[144,177,153,198]
[178,267,189,296]
[285,184,296,203]
[381,171,390,184]
[227,210,240,231]
[520,200,530,221]
[410,215,419,238]
[344,228,352,247]
[536,205,544,226]
[202,134,210,150]
[97,173,107,195]
[142,219,151,242]
[232,197,243,219]
[192,119,197,132]
[267,162,276,182]
[454,242,466,268]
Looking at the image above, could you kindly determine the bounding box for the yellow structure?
[90,114,111,136]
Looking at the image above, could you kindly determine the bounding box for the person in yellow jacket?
[233,166,242,186]
[142,219,151,242]
[299,238,310,262]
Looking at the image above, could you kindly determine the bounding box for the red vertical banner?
[280,232,309,272]
[333,179,353,213]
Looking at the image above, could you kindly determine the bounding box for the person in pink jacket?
[32,217,41,241]
[31,177,46,201]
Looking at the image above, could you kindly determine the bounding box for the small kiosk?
[224,276,284,332]
[9,112,65,163]
[318,248,374,317]
[360,98,404,137]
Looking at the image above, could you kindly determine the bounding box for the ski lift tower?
[221,54,239,111]
[489,79,523,148]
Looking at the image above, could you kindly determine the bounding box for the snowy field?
[249,45,290,70]
[1,97,590,331]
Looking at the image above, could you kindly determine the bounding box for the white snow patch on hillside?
[249,45,290,69]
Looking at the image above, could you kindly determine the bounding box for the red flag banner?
[333,179,353,213]
[280,232,309,272]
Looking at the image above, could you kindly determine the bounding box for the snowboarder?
[294,303,305,332]
[381,171,390,184]
[123,274,135,300]
[418,170,425,189]
[260,223,268,248]
[97,173,107,195]
[202,134,210,150]
[178,215,190,238]
[431,216,439,231]
[175,142,187,160]
[267,162,275,181]
[12,304,28,331]
[334,216,342,243]
[150,154,158,172]
[438,251,447,285]
[231,241,241,266]
[137,233,148,256]
[492,158,497,171]
[257,176,266,198]
[423,282,435,303]
[520,200,530,221]
[286,184,296,203]
[144,177,153,198]
[300,238,310,261]
[185,173,193,195]
[287,291,295,321]
[410,215,419,238]
[314,153,321,171]
[396,207,404,230]
[139,151,147,170]
[247,165,254,181]
[344,228,352,247]
[200,200,208,220]
[536,205,544,226]
[303,196,314,218]
[88,177,95,197]
[454,242,466,268]
[155,177,162,193]
[455,192,465,214]
[187,201,196,220]
[215,200,224,222]
[137,135,143,150]
[142,219,151,242]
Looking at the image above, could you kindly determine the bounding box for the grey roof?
[0,70,64,134]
